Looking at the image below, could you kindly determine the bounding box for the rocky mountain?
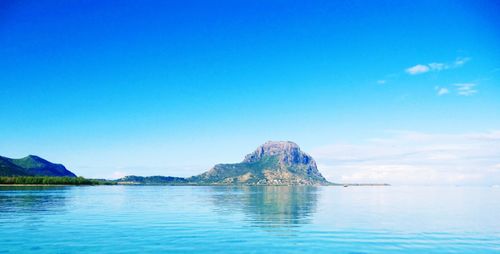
[0,155,77,177]
[189,141,329,185]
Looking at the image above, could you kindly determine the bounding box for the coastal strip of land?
[0,176,114,186]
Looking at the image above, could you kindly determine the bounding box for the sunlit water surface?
[0,186,499,253]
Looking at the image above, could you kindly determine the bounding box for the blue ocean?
[1,186,499,253]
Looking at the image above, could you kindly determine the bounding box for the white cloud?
[434,83,478,97]
[377,80,386,84]
[454,83,477,96]
[406,64,430,75]
[454,57,470,67]
[311,130,500,186]
[435,86,449,96]
[428,62,447,71]
[405,57,469,75]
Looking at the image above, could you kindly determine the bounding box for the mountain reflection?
[0,186,68,213]
[210,186,319,229]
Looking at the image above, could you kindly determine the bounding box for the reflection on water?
[0,186,68,213]
[0,186,499,253]
[210,186,318,229]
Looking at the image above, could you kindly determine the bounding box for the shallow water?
[0,185,499,253]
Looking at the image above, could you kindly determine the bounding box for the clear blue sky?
[1,1,499,183]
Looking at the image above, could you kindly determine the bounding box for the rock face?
[0,155,77,177]
[190,141,328,185]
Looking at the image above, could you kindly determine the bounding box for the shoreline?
[0,184,94,186]
[0,183,390,187]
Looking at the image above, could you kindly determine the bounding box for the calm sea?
[0,185,499,253]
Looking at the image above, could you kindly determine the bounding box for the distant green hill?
[0,155,77,177]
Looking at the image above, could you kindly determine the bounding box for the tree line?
[0,176,114,185]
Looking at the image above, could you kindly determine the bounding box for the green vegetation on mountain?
[188,156,283,184]
[0,158,30,176]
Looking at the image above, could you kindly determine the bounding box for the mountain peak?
[264,140,299,146]
[243,141,308,165]
[24,155,46,162]
[192,141,328,185]
[260,140,300,152]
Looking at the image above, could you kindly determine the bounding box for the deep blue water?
[0,185,499,253]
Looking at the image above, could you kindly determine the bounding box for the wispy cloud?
[454,57,470,67]
[405,57,470,75]
[455,83,478,96]
[435,86,449,96]
[311,130,500,185]
[428,62,446,71]
[377,80,386,84]
[406,64,430,75]
[434,83,478,97]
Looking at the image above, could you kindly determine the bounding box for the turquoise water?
[0,186,499,253]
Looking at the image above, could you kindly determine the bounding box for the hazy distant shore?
[114,182,390,187]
